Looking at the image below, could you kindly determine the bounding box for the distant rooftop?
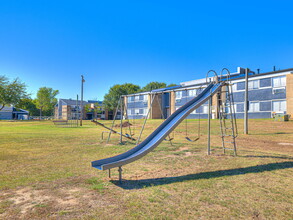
[151,85,181,93]
[59,98,90,106]
[58,98,103,106]
[0,106,29,113]
[180,67,293,87]
[180,67,245,87]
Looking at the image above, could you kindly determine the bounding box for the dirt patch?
[0,177,117,219]
[175,146,190,152]
[278,143,293,146]
[234,136,293,154]
[184,152,193,156]
[1,186,80,216]
[114,122,132,128]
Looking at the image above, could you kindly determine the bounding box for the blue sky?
[0,1,292,101]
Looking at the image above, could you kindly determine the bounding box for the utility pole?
[80,75,85,126]
[76,94,79,127]
[244,68,249,134]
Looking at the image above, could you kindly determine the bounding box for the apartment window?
[273,76,286,88]
[248,80,259,90]
[175,91,182,99]
[231,83,237,92]
[227,104,237,113]
[134,95,140,101]
[273,101,286,112]
[127,96,134,102]
[202,105,208,114]
[273,88,286,94]
[134,109,140,114]
[249,102,260,112]
[188,89,197,97]
[129,108,147,115]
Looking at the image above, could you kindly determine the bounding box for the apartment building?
[123,67,293,120]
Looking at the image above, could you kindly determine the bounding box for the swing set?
[104,86,205,145]
[183,85,206,142]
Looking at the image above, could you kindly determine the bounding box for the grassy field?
[0,119,292,219]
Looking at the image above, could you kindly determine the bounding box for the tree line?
[0,75,59,116]
[1,74,176,116]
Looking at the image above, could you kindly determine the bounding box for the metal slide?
[92,82,223,171]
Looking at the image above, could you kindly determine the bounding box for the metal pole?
[156,93,172,144]
[118,166,122,184]
[123,99,133,138]
[244,68,249,134]
[76,94,79,127]
[106,97,121,143]
[120,96,123,144]
[136,94,156,145]
[207,90,212,155]
[80,75,85,126]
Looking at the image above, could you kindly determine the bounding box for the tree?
[0,75,27,110]
[15,98,39,116]
[103,83,140,110]
[167,83,178,87]
[35,87,59,117]
[140,82,167,92]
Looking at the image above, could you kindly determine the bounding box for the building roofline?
[249,68,293,77]
[179,67,293,87]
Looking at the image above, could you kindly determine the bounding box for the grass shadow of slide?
[111,161,293,190]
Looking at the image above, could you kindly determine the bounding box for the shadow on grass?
[111,161,293,190]
[240,155,293,160]
[253,132,293,135]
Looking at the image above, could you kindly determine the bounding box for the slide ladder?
[219,81,238,156]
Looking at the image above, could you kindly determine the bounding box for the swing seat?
[185,137,199,142]
[164,137,174,141]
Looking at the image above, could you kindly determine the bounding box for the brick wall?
[150,94,162,119]
[62,105,71,120]
[170,91,175,115]
[286,74,293,116]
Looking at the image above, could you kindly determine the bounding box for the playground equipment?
[91,119,136,141]
[273,113,290,121]
[219,68,238,155]
[104,96,136,144]
[184,86,204,142]
[91,69,238,183]
[104,90,175,145]
[52,116,79,128]
[53,95,80,128]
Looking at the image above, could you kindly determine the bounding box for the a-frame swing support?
[106,93,156,183]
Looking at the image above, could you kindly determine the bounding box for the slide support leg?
[118,166,122,184]
[207,93,212,155]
